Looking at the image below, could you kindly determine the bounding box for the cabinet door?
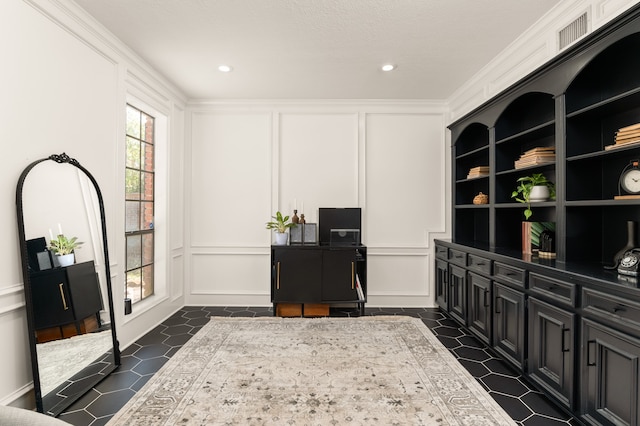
[528,297,575,409]
[30,269,75,329]
[66,262,103,320]
[449,265,466,325]
[435,258,448,310]
[493,282,526,370]
[322,249,359,302]
[467,272,491,345]
[581,318,640,426]
[272,249,322,303]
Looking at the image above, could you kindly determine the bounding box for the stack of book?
[467,166,489,179]
[514,147,555,169]
[605,123,640,150]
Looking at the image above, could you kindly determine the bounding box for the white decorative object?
[274,232,288,246]
[57,253,74,267]
[529,185,550,202]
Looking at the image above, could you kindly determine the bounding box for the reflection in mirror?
[16,154,120,416]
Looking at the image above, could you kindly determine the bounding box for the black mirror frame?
[16,153,120,415]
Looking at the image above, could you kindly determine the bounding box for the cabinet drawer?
[582,288,640,331]
[529,273,576,307]
[467,254,491,275]
[493,262,525,288]
[435,245,448,260]
[448,248,466,266]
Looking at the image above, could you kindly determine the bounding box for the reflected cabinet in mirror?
[16,153,120,416]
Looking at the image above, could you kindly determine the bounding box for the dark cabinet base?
[271,245,367,316]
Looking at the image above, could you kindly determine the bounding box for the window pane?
[142,113,154,143]
[126,106,140,138]
[125,169,141,200]
[142,142,154,172]
[126,137,141,169]
[142,233,153,265]
[141,171,154,201]
[126,234,142,270]
[125,201,140,232]
[142,265,154,299]
[126,270,142,303]
[141,201,154,230]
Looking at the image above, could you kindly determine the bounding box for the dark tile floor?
[58,307,580,425]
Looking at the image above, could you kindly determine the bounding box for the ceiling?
[74,0,562,100]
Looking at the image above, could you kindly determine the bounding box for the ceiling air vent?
[559,13,588,50]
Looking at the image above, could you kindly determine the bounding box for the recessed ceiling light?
[218,65,233,73]
[381,64,396,72]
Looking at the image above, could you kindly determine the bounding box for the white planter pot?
[57,253,75,267]
[529,185,550,202]
[274,232,288,246]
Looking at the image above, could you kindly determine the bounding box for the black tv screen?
[318,208,361,245]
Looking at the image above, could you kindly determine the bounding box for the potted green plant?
[49,234,83,266]
[266,211,297,245]
[511,173,556,220]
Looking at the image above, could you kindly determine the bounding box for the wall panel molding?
[0,284,25,316]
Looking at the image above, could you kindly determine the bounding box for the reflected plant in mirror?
[16,153,120,417]
[49,234,83,267]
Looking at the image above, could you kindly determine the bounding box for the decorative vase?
[274,232,288,246]
[610,220,637,267]
[57,253,75,267]
[292,210,299,224]
[473,192,488,205]
[529,185,550,202]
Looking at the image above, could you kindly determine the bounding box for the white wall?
[0,0,186,407]
[185,101,449,308]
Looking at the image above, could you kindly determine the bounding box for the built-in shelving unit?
[440,6,640,425]
[451,9,640,267]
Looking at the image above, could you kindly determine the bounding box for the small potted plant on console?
[266,211,297,245]
[49,234,83,267]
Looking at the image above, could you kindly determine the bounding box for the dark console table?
[271,244,367,316]
[30,261,104,343]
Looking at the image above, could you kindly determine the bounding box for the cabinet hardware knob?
[505,272,515,276]
[495,296,502,314]
[613,305,626,313]
[59,283,69,310]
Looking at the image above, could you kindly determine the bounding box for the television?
[318,207,361,245]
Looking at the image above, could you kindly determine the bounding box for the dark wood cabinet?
[581,318,640,426]
[493,281,526,370]
[435,258,448,310]
[528,297,575,409]
[271,245,366,314]
[30,261,103,342]
[31,268,76,329]
[467,272,491,345]
[322,249,361,302]
[448,264,466,325]
[272,248,322,303]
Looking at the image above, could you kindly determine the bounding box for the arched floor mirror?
[16,153,120,416]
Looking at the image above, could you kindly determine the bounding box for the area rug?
[107,316,515,425]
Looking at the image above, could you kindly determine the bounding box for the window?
[125,104,155,304]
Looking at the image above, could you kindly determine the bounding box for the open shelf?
[449,13,640,267]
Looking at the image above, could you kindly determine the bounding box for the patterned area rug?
[107,316,516,425]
